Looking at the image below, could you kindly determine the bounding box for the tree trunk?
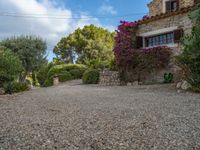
[19,72,27,83]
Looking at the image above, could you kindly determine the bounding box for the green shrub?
[0,46,23,87]
[110,59,118,71]
[48,64,87,79]
[38,64,87,87]
[85,59,111,70]
[43,78,53,87]
[176,7,200,92]
[58,71,73,82]
[3,82,29,94]
[82,69,100,84]
[69,69,84,79]
[37,63,53,87]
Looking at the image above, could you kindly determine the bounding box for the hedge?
[82,69,100,84]
[48,64,87,78]
[58,71,73,82]
[3,82,29,94]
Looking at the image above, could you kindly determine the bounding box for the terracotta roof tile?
[137,6,195,25]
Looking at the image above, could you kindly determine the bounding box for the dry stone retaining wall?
[99,71,120,86]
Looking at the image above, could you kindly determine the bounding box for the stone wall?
[138,12,192,36]
[148,0,163,17]
[148,0,194,17]
[180,0,195,9]
[99,71,120,86]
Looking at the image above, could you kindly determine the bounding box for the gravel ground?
[0,80,200,150]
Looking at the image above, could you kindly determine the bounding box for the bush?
[37,63,53,86]
[3,82,29,94]
[48,64,87,79]
[0,46,23,87]
[117,47,172,83]
[37,64,87,87]
[69,69,84,79]
[86,59,111,70]
[176,7,200,92]
[110,59,118,71]
[82,69,100,84]
[58,71,73,82]
[43,79,53,87]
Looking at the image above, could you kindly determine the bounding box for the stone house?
[135,0,199,83]
[100,0,199,86]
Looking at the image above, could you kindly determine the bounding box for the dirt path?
[0,81,200,149]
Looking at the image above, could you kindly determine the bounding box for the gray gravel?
[0,80,200,150]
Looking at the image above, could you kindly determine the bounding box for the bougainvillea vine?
[113,21,138,68]
[113,20,172,83]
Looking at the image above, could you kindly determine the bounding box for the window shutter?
[166,1,171,12]
[174,28,184,43]
[136,36,143,48]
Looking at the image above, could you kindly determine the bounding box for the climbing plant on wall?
[113,21,172,84]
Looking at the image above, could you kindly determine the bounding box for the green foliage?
[54,25,115,64]
[38,64,86,87]
[3,82,29,94]
[85,59,111,70]
[37,63,54,87]
[0,46,23,87]
[85,59,118,71]
[82,69,100,84]
[1,36,47,81]
[110,59,118,71]
[69,69,84,79]
[53,35,76,64]
[43,78,53,87]
[48,64,87,78]
[58,71,73,82]
[177,7,200,92]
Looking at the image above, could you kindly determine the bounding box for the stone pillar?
[53,76,59,86]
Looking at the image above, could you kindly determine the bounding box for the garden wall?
[99,71,120,86]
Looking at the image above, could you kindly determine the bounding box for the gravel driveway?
[0,80,200,150]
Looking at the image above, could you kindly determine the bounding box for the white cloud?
[99,3,117,15]
[0,0,108,60]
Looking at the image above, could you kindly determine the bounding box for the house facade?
[135,0,199,83]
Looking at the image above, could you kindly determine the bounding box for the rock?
[138,82,143,85]
[181,80,191,90]
[176,82,182,89]
[177,90,182,93]
[127,83,132,86]
[0,88,5,95]
[132,81,139,86]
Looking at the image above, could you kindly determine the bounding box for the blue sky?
[0,0,150,61]
[56,0,149,25]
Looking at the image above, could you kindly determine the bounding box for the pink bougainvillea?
[113,20,138,68]
[113,20,172,83]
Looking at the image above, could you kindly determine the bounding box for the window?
[145,32,175,47]
[166,0,179,12]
